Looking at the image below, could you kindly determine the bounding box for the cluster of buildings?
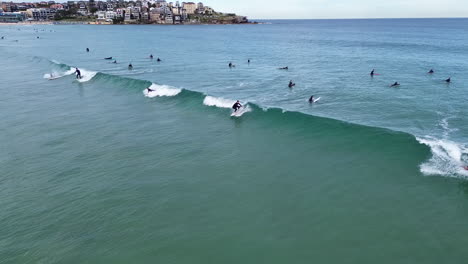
[0,0,248,24]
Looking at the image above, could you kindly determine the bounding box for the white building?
[26,8,56,20]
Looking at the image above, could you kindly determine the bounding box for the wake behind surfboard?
[230,106,250,117]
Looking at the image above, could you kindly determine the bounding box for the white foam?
[76,68,97,82]
[43,68,75,79]
[231,105,252,117]
[417,137,468,178]
[203,96,236,109]
[143,83,181,97]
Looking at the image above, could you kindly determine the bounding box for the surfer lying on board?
[147,87,155,93]
[232,100,242,112]
[390,82,400,87]
[279,66,288,70]
[74,68,82,79]
[428,69,434,74]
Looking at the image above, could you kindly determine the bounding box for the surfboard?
[231,107,247,117]
[313,97,321,103]
[48,76,61,80]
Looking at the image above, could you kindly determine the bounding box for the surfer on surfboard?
[232,100,242,112]
[74,68,82,79]
[390,82,400,87]
[288,80,295,88]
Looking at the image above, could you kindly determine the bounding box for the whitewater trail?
[203,96,236,108]
[143,83,182,97]
[43,68,75,79]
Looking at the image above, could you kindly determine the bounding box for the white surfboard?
[313,97,321,103]
[231,107,247,117]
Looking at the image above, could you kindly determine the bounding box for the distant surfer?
[229,62,234,68]
[113,60,117,64]
[86,48,89,52]
[104,57,112,60]
[146,87,155,93]
[157,58,161,62]
[150,54,153,59]
[370,69,375,76]
[279,66,288,70]
[390,82,400,87]
[248,59,250,64]
[36,36,39,39]
[309,95,315,103]
[1,36,4,39]
[128,63,133,70]
[74,68,82,79]
[445,77,451,83]
[232,100,242,112]
[288,80,295,88]
[428,69,434,74]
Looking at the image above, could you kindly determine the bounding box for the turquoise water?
[1,19,468,263]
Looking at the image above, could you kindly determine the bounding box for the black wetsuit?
[232,102,242,112]
[75,69,81,79]
[446,78,451,83]
[309,96,314,103]
[289,81,295,88]
[128,64,133,70]
[428,69,434,74]
[147,88,155,92]
[157,58,161,62]
[370,70,374,76]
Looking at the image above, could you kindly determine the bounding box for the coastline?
[0,21,259,26]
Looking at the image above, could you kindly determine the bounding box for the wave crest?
[203,96,235,109]
[143,83,182,97]
[417,137,468,178]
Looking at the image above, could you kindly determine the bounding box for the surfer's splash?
[143,83,182,97]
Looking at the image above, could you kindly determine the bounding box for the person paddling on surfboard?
[74,68,82,79]
[390,82,400,87]
[150,54,153,59]
[445,77,451,83]
[428,69,434,74]
[232,100,242,112]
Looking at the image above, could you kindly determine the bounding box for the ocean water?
[1,19,468,263]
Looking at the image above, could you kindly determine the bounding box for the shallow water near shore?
[1,19,468,263]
